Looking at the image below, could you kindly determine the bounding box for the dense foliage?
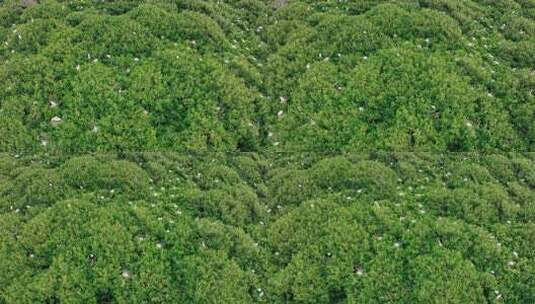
[1,0,534,303]
[1,153,534,303]
[0,0,533,152]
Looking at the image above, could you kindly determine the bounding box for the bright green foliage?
[1,0,534,303]
[0,0,267,152]
[265,1,534,151]
[1,153,534,303]
[1,0,534,151]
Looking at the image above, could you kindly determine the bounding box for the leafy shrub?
[0,153,533,303]
[1,0,534,302]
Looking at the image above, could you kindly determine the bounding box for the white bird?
[121,270,131,279]
[50,116,62,126]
